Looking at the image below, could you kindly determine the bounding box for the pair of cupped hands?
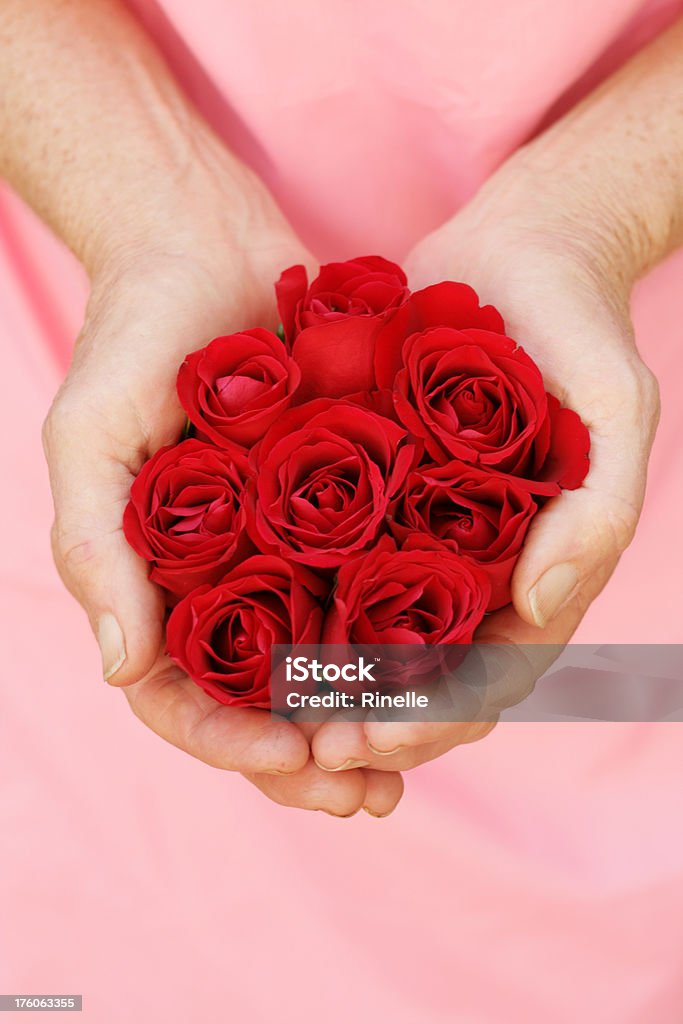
[42,150,659,818]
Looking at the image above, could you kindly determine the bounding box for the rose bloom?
[166,555,324,708]
[275,255,410,401]
[247,398,417,569]
[325,534,490,644]
[389,325,589,495]
[388,461,538,610]
[324,535,490,690]
[123,438,252,601]
[177,328,301,448]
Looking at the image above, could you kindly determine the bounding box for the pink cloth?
[2,1,683,1019]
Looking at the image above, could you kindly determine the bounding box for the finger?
[363,722,497,766]
[312,719,371,772]
[311,717,427,770]
[313,716,494,772]
[512,353,660,629]
[362,608,573,755]
[360,769,405,817]
[124,654,310,774]
[43,396,166,685]
[289,715,408,809]
[246,758,367,816]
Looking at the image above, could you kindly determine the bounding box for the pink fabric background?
[2,1,683,1019]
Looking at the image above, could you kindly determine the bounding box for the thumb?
[512,360,660,628]
[43,399,164,685]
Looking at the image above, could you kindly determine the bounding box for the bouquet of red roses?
[123,256,589,709]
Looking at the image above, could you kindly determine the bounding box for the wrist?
[486,26,683,291]
[516,148,666,281]
[80,122,283,282]
[461,149,656,304]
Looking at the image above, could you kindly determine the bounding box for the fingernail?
[98,613,126,680]
[315,758,369,773]
[367,742,403,757]
[528,563,579,628]
[323,809,359,818]
[363,806,391,818]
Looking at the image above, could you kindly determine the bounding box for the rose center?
[161,487,237,539]
[215,369,271,414]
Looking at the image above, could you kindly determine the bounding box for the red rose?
[122,438,252,601]
[275,255,410,402]
[388,461,538,610]
[166,555,324,708]
[177,328,301,448]
[375,280,506,388]
[247,399,417,569]
[392,326,589,494]
[325,534,489,645]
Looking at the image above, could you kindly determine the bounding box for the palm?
[311,216,659,769]
[46,234,405,816]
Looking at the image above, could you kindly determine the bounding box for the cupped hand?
[41,177,403,818]
[312,163,660,773]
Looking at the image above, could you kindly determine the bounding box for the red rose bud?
[392,326,590,494]
[247,399,418,569]
[123,438,253,601]
[388,461,539,610]
[275,255,411,402]
[166,556,324,708]
[177,328,301,449]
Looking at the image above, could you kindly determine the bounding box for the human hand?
[314,15,683,774]
[312,154,661,773]
[41,171,404,818]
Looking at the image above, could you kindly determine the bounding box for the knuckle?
[41,391,87,459]
[615,357,660,418]
[41,405,61,459]
[510,671,536,706]
[583,356,660,435]
[41,413,53,457]
[51,521,120,586]
[582,494,640,559]
[465,719,498,744]
[450,718,498,748]
[603,501,639,554]
[618,360,660,427]
[55,532,100,573]
[637,363,661,432]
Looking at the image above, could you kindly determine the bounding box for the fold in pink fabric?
[2,1,683,1019]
